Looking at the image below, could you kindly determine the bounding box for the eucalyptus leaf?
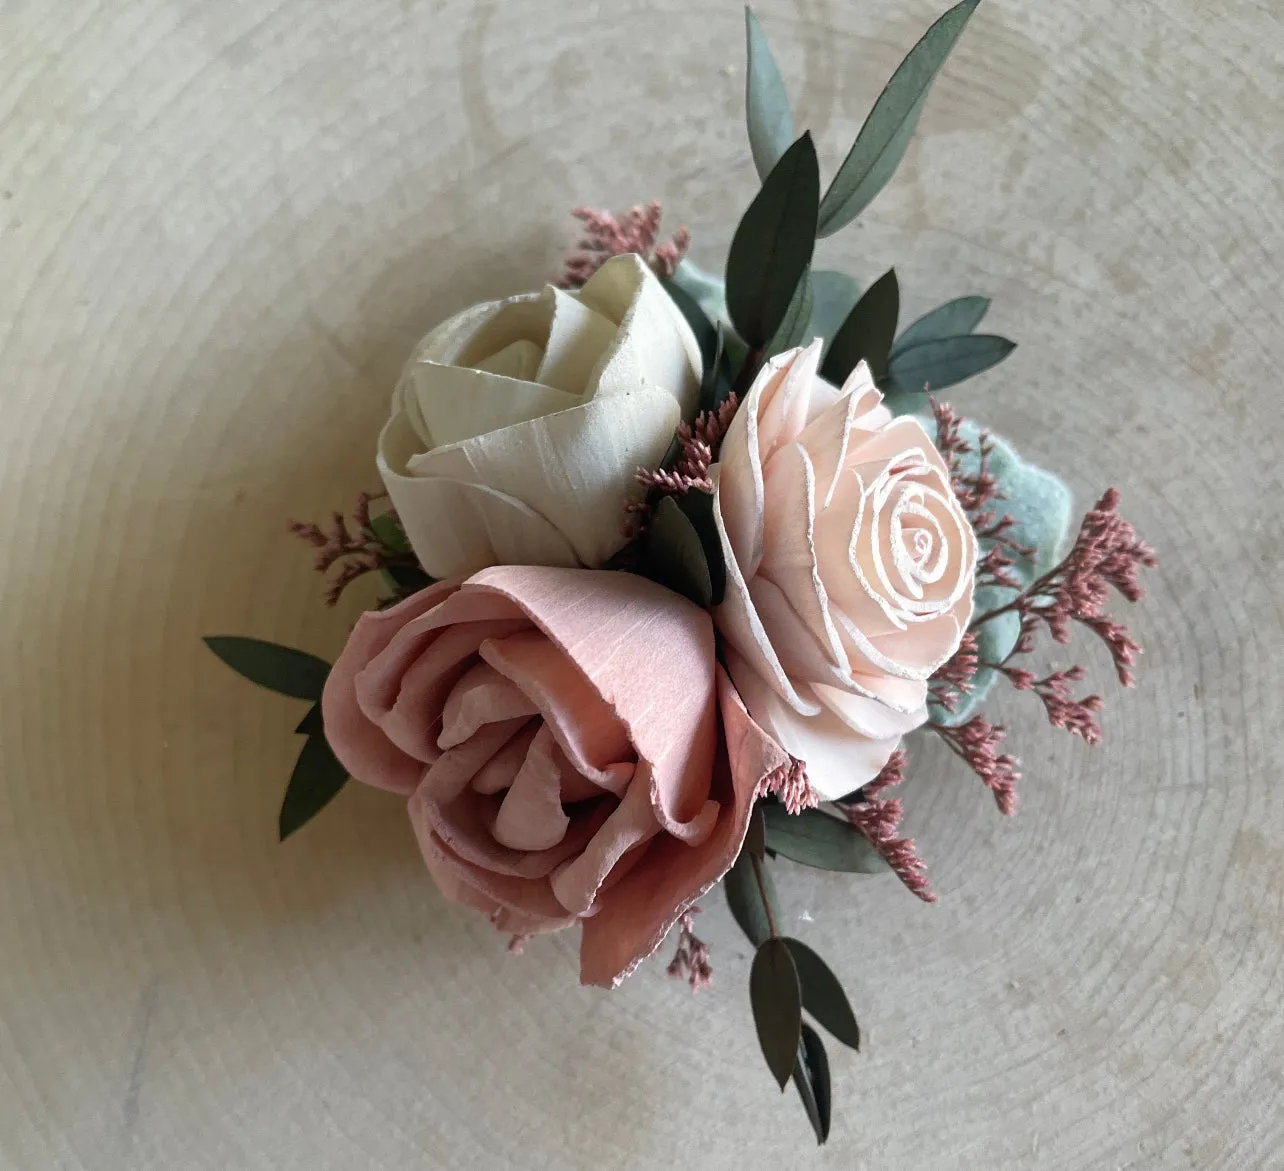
[745,8,795,180]
[765,268,814,358]
[369,512,411,554]
[763,804,889,874]
[751,938,803,1089]
[808,270,861,350]
[724,847,781,947]
[700,324,734,416]
[641,496,714,609]
[792,1022,833,1145]
[817,0,982,236]
[294,702,324,736]
[204,636,331,700]
[783,939,861,1051]
[279,734,348,841]
[744,803,767,860]
[820,268,899,385]
[662,276,719,367]
[892,294,990,354]
[677,488,727,606]
[887,333,1015,393]
[381,563,434,598]
[725,132,820,348]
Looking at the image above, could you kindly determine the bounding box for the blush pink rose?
[712,341,978,800]
[321,566,776,987]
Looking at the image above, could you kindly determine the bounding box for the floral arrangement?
[206,0,1154,1144]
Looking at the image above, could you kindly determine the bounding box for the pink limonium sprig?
[836,750,936,903]
[559,201,691,289]
[666,907,714,992]
[927,401,1156,814]
[289,491,419,606]
[635,393,740,499]
[756,755,820,815]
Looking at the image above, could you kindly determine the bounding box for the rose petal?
[439,661,539,750]
[320,579,461,794]
[494,725,572,851]
[757,340,823,455]
[810,681,927,740]
[577,665,763,988]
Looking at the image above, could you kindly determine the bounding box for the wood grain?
[1,1,1280,1167]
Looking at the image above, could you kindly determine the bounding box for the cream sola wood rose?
[712,341,978,800]
[320,566,784,987]
[379,254,702,578]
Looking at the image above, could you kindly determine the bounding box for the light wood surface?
[2,1,1280,1167]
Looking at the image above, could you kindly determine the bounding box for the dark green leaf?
[820,268,899,386]
[724,848,781,947]
[294,702,324,736]
[745,8,795,180]
[792,1022,833,1145]
[762,804,889,874]
[751,938,803,1089]
[663,276,718,367]
[279,734,348,840]
[204,636,330,700]
[700,324,734,417]
[725,132,820,348]
[744,803,767,860]
[641,496,713,609]
[817,0,982,236]
[808,270,861,350]
[892,294,989,354]
[676,488,726,606]
[381,563,434,597]
[765,268,814,358]
[369,513,411,554]
[887,333,1016,393]
[783,938,861,1051]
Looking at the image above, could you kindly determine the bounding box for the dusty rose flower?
[712,341,978,799]
[321,567,772,987]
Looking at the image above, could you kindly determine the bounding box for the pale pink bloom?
[321,567,779,987]
[711,342,978,800]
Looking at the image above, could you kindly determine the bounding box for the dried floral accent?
[930,717,1022,816]
[972,488,1156,686]
[636,394,740,499]
[559,201,691,289]
[289,491,420,606]
[836,751,936,902]
[508,933,531,956]
[928,630,979,714]
[990,663,1104,745]
[666,908,713,991]
[756,754,820,815]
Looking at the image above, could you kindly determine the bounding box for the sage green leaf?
[725,132,820,348]
[783,939,861,1051]
[765,268,814,358]
[792,1022,833,1145]
[294,702,324,736]
[279,734,348,841]
[892,294,989,354]
[820,268,899,385]
[642,496,713,609]
[677,488,727,606]
[762,804,889,874]
[204,636,330,700]
[369,512,411,554]
[724,848,781,946]
[817,0,982,236]
[701,324,734,416]
[887,333,1015,393]
[745,8,795,180]
[808,270,861,349]
[751,938,803,1089]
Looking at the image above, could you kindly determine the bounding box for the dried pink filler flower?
[666,908,713,992]
[289,491,420,606]
[927,401,1156,814]
[756,755,820,815]
[837,751,936,902]
[635,393,740,499]
[559,201,691,289]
